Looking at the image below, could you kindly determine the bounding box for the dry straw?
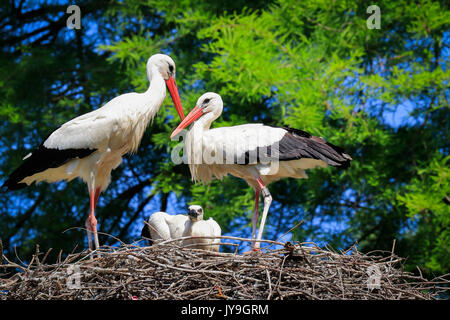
[0,236,448,300]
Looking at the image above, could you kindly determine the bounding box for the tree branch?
[113,193,155,243]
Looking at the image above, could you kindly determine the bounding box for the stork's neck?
[142,65,167,119]
[189,216,204,223]
[186,106,222,173]
[191,110,220,133]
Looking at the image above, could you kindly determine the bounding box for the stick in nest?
[0,239,448,300]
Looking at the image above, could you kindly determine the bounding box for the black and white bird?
[2,53,185,251]
[171,92,352,250]
[141,205,221,252]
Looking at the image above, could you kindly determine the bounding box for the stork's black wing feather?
[241,126,352,167]
[276,126,352,167]
[1,141,96,191]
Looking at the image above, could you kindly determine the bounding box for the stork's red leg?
[85,189,95,251]
[94,187,101,206]
[85,187,101,251]
[254,177,272,249]
[244,177,272,253]
[92,187,101,249]
[251,189,260,240]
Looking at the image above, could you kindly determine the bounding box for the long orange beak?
[165,76,184,120]
[170,105,203,139]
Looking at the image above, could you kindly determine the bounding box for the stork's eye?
[203,98,211,105]
[168,64,174,73]
[199,208,203,213]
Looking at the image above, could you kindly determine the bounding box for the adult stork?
[2,53,185,251]
[171,92,352,250]
[141,205,221,251]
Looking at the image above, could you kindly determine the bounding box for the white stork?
[171,92,352,250]
[2,53,185,251]
[141,205,221,251]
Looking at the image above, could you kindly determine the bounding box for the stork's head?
[170,92,223,139]
[148,54,176,80]
[187,205,204,222]
[147,53,184,120]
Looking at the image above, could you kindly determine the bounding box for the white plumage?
[142,205,221,252]
[171,92,352,250]
[3,54,185,251]
[185,122,327,186]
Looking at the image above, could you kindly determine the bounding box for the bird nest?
[0,237,448,300]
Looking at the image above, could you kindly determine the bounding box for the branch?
[3,193,45,250]
[113,193,155,243]
[102,179,154,236]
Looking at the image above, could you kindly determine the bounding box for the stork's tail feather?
[276,126,352,168]
[2,144,96,192]
[1,180,27,192]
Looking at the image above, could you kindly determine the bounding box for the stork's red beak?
[170,105,203,139]
[165,77,184,120]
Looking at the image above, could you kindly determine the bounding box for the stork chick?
[141,205,221,252]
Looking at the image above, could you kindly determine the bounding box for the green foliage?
[398,155,449,218]
[397,154,449,273]
[0,0,448,277]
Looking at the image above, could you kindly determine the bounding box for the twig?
[0,241,447,300]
